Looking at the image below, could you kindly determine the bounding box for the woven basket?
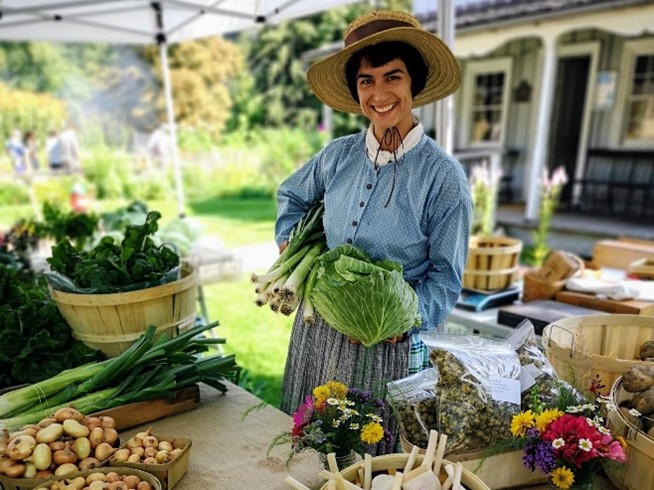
[318,453,490,490]
[33,467,161,490]
[399,435,547,489]
[604,377,654,490]
[542,314,654,395]
[463,236,522,292]
[50,262,198,358]
[522,271,568,302]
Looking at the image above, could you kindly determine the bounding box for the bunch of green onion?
[0,322,239,430]
[252,201,326,322]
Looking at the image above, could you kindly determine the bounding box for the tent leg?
[159,42,186,218]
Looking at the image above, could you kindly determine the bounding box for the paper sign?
[489,376,521,405]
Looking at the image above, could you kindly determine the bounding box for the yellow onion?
[54,407,83,423]
[63,419,89,438]
[104,472,121,483]
[102,428,118,445]
[8,427,37,441]
[137,482,153,490]
[108,482,128,490]
[88,480,108,490]
[141,436,158,448]
[65,476,86,490]
[155,450,168,463]
[157,440,173,452]
[49,440,66,451]
[32,442,53,470]
[23,461,37,478]
[99,416,116,429]
[36,423,64,444]
[78,457,101,470]
[54,462,79,476]
[142,457,157,464]
[131,446,145,458]
[122,475,140,488]
[86,472,107,484]
[53,442,78,466]
[127,453,141,463]
[36,469,54,479]
[89,427,104,448]
[37,417,58,428]
[134,428,152,440]
[111,448,130,462]
[94,442,116,461]
[71,437,91,460]
[4,463,26,478]
[7,435,36,460]
[143,446,157,458]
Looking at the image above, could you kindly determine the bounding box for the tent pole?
[159,40,186,218]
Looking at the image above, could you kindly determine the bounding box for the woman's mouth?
[373,103,396,114]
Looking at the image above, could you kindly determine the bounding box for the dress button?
[359,201,364,207]
[366,183,372,190]
[346,238,353,244]
[352,220,358,227]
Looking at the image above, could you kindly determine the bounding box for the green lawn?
[0,195,293,408]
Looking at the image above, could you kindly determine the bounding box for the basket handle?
[544,323,576,356]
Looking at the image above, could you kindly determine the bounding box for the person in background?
[46,130,63,170]
[58,121,81,172]
[275,10,472,454]
[5,129,25,173]
[22,130,39,171]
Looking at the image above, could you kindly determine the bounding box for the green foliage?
[0,265,104,389]
[48,211,180,293]
[0,82,68,145]
[38,202,98,250]
[0,180,29,205]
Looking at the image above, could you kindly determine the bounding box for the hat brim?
[307,27,460,114]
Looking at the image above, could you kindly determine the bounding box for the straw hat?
[307,10,460,114]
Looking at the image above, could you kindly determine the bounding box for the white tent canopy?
[0,0,362,215]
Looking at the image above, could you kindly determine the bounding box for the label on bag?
[489,376,521,404]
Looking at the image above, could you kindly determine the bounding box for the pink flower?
[596,434,626,463]
[292,396,314,429]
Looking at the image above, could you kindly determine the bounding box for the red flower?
[542,414,603,468]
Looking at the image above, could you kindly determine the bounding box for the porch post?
[436,0,455,153]
[525,36,557,221]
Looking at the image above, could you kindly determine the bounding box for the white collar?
[366,115,424,166]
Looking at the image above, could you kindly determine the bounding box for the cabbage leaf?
[311,244,421,347]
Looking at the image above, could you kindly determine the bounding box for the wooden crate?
[33,467,161,490]
[593,240,654,270]
[630,258,654,279]
[111,435,191,490]
[92,384,200,431]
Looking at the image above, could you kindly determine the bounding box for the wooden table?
[124,382,325,490]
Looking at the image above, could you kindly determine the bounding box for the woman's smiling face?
[356,57,414,145]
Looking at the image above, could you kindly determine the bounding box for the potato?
[631,388,654,416]
[622,365,654,392]
[640,340,654,361]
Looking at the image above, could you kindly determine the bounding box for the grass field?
[0,195,294,408]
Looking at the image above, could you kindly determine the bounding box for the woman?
[276,10,472,454]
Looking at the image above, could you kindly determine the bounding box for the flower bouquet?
[510,378,626,489]
[269,380,388,464]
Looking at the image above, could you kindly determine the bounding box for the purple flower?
[523,437,556,474]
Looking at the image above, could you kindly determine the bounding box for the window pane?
[624,53,654,142]
[470,70,506,144]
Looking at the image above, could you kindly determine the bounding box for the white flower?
[629,408,642,417]
[327,398,339,406]
[349,423,360,430]
[566,406,581,414]
[552,438,566,449]
[332,419,341,428]
[598,426,610,435]
[579,438,593,452]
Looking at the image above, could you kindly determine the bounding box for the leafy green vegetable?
[47,211,180,293]
[0,265,104,389]
[311,244,421,347]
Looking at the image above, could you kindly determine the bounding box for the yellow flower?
[313,385,330,406]
[535,408,564,432]
[324,380,348,399]
[550,466,575,489]
[360,422,384,445]
[511,410,535,437]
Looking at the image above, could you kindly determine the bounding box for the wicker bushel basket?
[50,262,198,358]
[33,467,161,490]
[604,377,654,490]
[542,314,654,395]
[463,236,522,292]
[319,453,490,490]
[522,271,568,302]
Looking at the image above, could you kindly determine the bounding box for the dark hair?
[345,41,428,103]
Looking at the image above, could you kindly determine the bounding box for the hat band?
[345,19,414,46]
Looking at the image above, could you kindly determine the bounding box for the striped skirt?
[280,305,424,455]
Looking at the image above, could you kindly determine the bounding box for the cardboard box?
[593,240,654,270]
[555,290,654,315]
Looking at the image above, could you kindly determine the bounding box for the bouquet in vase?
[269,380,388,462]
[511,377,626,489]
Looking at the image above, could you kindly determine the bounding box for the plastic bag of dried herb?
[387,369,439,449]
[506,319,585,410]
[421,332,521,454]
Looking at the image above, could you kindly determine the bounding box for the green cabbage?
[311,244,421,347]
